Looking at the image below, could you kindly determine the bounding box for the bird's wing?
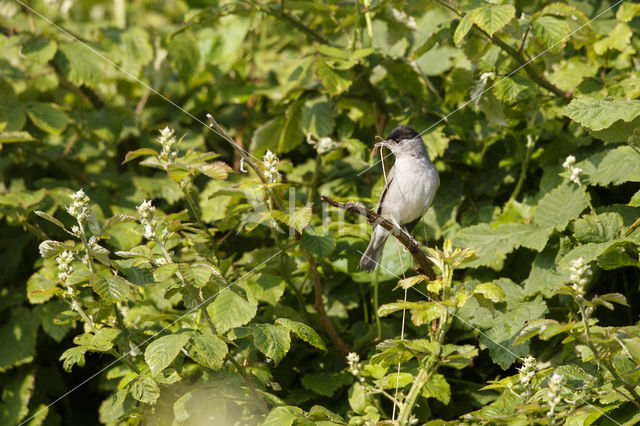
[375,166,395,215]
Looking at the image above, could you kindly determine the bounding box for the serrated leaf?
[122,148,159,164]
[73,328,119,352]
[471,4,515,37]
[473,283,505,302]
[423,126,449,160]
[493,75,536,104]
[422,373,451,405]
[59,346,86,372]
[397,275,428,290]
[0,131,36,143]
[153,263,178,282]
[0,308,39,372]
[629,190,640,207]
[130,375,160,405]
[573,213,623,243]
[454,13,473,46]
[301,97,335,138]
[167,164,191,182]
[167,33,200,81]
[22,38,58,64]
[250,324,291,364]
[38,240,74,258]
[54,42,103,87]
[561,97,640,131]
[377,301,421,317]
[92,275,131,302]
[316,57,352,97]
[531,16,570,54]
[34,210,65,229]
[617,3,640,22]
[535,183,588,231]
[207,290,257,334]
[187,331,228,370]
[593,23,632,55]
[300,232,335,260]
[262,406,303,426]
[145,333,191,376]
[199,161,232,180]
[24,102,68,135]
[275,318,327,351]
[272,207,312,232]
[453,223,551,269]
[580,146,640,186]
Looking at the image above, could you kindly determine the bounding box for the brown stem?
[305,252,350,356]
[321,195,436,280]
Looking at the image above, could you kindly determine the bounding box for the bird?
[359,125,440,272]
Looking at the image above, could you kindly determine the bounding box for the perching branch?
[320,195,436,280]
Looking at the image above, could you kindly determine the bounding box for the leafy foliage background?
[2,0,640,424]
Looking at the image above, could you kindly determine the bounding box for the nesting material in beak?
[372,136,390,156]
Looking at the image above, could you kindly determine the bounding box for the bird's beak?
[372,140,392,155]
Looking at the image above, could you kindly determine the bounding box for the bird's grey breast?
[388,155,439,224]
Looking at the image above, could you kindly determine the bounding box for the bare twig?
[320,195,436,280]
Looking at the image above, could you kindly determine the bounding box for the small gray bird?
[359,125,439,272]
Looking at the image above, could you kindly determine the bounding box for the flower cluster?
[307,134,340,155]
[263,150,280,184]
[67,189,91,223]
[562,155,582,184]
[517,356,536,400]
[158,126,178,160]
[56,250,74,286]
[346,352,361,377]
[569,256,592,294]
[137,200,156,239]
[546,373,564,419]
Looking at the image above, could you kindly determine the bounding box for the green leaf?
[22,38,58,64]
[561,97,640,132]
[102,27,153,76]
[558,240,626,268]
[580,146,640,186]
[24,103,68,135]
[262,406,303,426]
[275,318,327,351]
[493,75,537,104]
[34,211,65,229]
[573,213,623,243]
[272,207,312,232]
[122,148,159,164]
[473,283,505,302]
[617,3,640,22]
[531,16,570,54]
[0,369,35,425]
[199,161,232,180]
[301,97,335,138]
[54,42,103,87]
[153,263,178,282]
[593,23,632,55]
[38,300,73,342]
[92,275,131,302]
[396,275,428,290]
[250,324,291,365]
[454,13,473,46]
[300,232,335,260]
[73,328,119,352]
[524,246,570,297]
[167,33,200,81]
[187,331,228,370]
[243,273,285,306]
[0,81,25,132]
[453,223,551,269]
[629,190,640,207]
[144,333,191,376]
[422,126,449,160]
[301,372,352,396]
[422,373,451,405]
[130,375,160,405]
[0,308,39,372]
[278,102,304,154]
[207,290,257,334]
[250,117,283,155]
[316,57,352,97]
[59,346,86,372]
[471,4,515,37]
[0,131,36,143]
[535,183,588,231]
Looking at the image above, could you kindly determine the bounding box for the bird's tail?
[359,226,389,272]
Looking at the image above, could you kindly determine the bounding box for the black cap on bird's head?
[386,125,419,143]
[373,125,425,157]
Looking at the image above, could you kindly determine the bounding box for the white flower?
[158,127,178,160]
[562,155,576,169]
[546,373,564,418]
[568,257,592,293]
[56,250,74,284]
[67,189,90,222]
[262,150,280,184]
[569,167,582,184]
[144,224,154,239]
[137,200,156,239]
[346,352,361,377]
[307,134,340,155]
